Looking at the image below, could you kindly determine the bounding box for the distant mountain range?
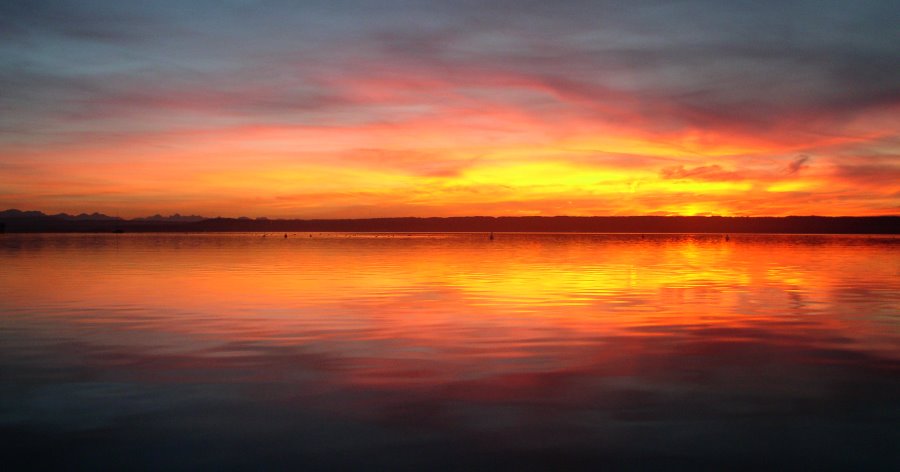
[0,209,123,221]
[0,209,204,222]
[0,209,897,234]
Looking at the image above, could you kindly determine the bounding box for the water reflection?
[1,233,898,469]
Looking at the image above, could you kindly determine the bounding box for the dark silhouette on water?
[725,234,730,241]
[489,232,494,240]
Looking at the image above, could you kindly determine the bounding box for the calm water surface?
[1,233,898,470]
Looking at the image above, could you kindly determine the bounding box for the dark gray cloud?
[786,155,810,175]
[1,0,897,144]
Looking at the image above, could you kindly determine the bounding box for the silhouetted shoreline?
[1,214,897,234]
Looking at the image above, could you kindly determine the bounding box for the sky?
[1,0,898,218]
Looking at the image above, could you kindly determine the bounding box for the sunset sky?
[1,0,897,218]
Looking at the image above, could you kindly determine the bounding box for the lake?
[1,233,898,470]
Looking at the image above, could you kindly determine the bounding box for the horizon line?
[2,208,899,221]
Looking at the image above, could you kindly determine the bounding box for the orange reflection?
[3,234,897,369]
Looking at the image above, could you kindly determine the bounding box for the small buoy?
[284,233,288,238]
[489,232,494,241]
